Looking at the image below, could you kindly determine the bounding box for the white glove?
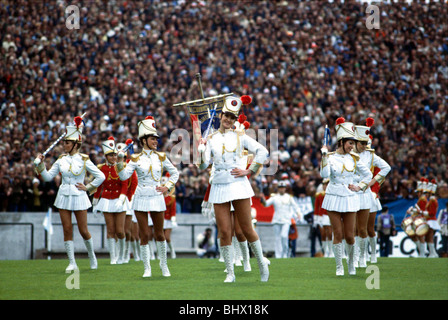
[321,146,328,156]
[119,194,127,204]
[198,143,206,153]
[118,151,126,158]
[171,216,178,227]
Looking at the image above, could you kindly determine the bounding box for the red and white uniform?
[93,163,128,213]
[163,194,177,229]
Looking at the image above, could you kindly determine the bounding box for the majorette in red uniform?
[315,179,332,257]
[425,179,440,257]
[92,136,129,264]
[116,139,139,263]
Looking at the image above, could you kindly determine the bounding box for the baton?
[323,125,331,147]
[34,112,87,166]
[122,141,134,154]
[198,104,218,153]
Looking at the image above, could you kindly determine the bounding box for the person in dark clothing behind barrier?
[376,206,396,257]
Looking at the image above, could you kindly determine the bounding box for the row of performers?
[33,94,271,283]
[401,178,440,257]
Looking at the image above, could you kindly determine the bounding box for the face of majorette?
[105,153,118,165]
[144,136,158,150]
[355,140,368,153]
[220,112,237,131]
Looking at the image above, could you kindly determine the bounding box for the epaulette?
[130,153,141,162]
[57,154,67,160]
[366,148,375,153]
[97,163,105,170]
[270,193,277,197]
[79,153,90,161]
[350,151,360,161]
[153,150,166,162]
[327,151,336,156]
[315,191,325,197]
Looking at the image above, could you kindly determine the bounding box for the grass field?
[1,257,447,301]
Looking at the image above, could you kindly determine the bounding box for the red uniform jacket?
[314,192,326,216]
[370,167,381,198]
[125,159,138,201]
[417,195,428,212]
[93,164,128,200]
[425,196,438,221]
[164,195,176,220]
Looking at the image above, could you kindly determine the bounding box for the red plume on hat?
[336,117,345,125]
[241,95,252,105]
[74,116,83,128]
[431,179,436,184]
[366,117,375,127]
[238,114,247,124]
[107,136,115,141]
[145,116,154,120]
[125,139,133,145]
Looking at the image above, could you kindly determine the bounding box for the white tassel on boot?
[369,236,377,263]
[83,238,97,269]
[239,240,251,272]
[107,238,117,264]
[333,243,344,276]
[140,244,151,277]
[249,240,269,282]
[64,241,78,272]
[346,243,356,275]
[157,241,171,277]
[116,238,125,264]
[220,245,235,283]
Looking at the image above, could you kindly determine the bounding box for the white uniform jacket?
[37,153,105,195]
[355,149,391,186]
[117,149,179,196]
[199,130,268,184]
[320,151,373,196]
[265,193,301,224]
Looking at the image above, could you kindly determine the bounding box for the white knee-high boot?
[157,241,171,277]
[249,240,269,282]
[140,244,151,277]
[64,241,78,272]
[116,238,125,264]
[239,240,251,272]
[107,238,117,264]
[369,236,377,263]
[83,238,97,269]
[220,245,235,283]
[358,237,367,268]
[333,243,344,276]
[346,243,356,275]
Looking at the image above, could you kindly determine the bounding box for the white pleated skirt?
[428,220,441,231]
[356,190,376,211]
[208,179,254,204]
[54,193,91,211]
[132,194,166,212]
[96,198,125,213]
[370,198,382,213]
[322,194,360,213]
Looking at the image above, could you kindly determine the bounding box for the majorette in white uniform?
[198,94,270,283]
[117,115,179,278]
[354,118,391,265]
[262,180,301,258]
[35,117,105,271]
[320,117,372,276]
[320,121,372,213]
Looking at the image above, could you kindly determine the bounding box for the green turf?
[0,258,447,300]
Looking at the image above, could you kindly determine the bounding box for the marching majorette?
[425,179,440,257]
[320,117,373,276]
[314,179,333,257]
[198,94,270,283]
[259,180,302,258]
[353,118,391,266]
[416,178,430,257]
[162,174,177,259]
[117,115,179,278]
[92,136,128,265]
[116,139,139,263]
[34,116,105,271]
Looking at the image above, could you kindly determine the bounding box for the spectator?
[196,228,216,258]
[377,206,396,257]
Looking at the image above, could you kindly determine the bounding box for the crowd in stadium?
[0,0,447,213]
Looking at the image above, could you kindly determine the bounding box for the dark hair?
[139,134,157,147]
[382,206,389,212]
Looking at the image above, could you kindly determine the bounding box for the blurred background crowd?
[1,0,447,213]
